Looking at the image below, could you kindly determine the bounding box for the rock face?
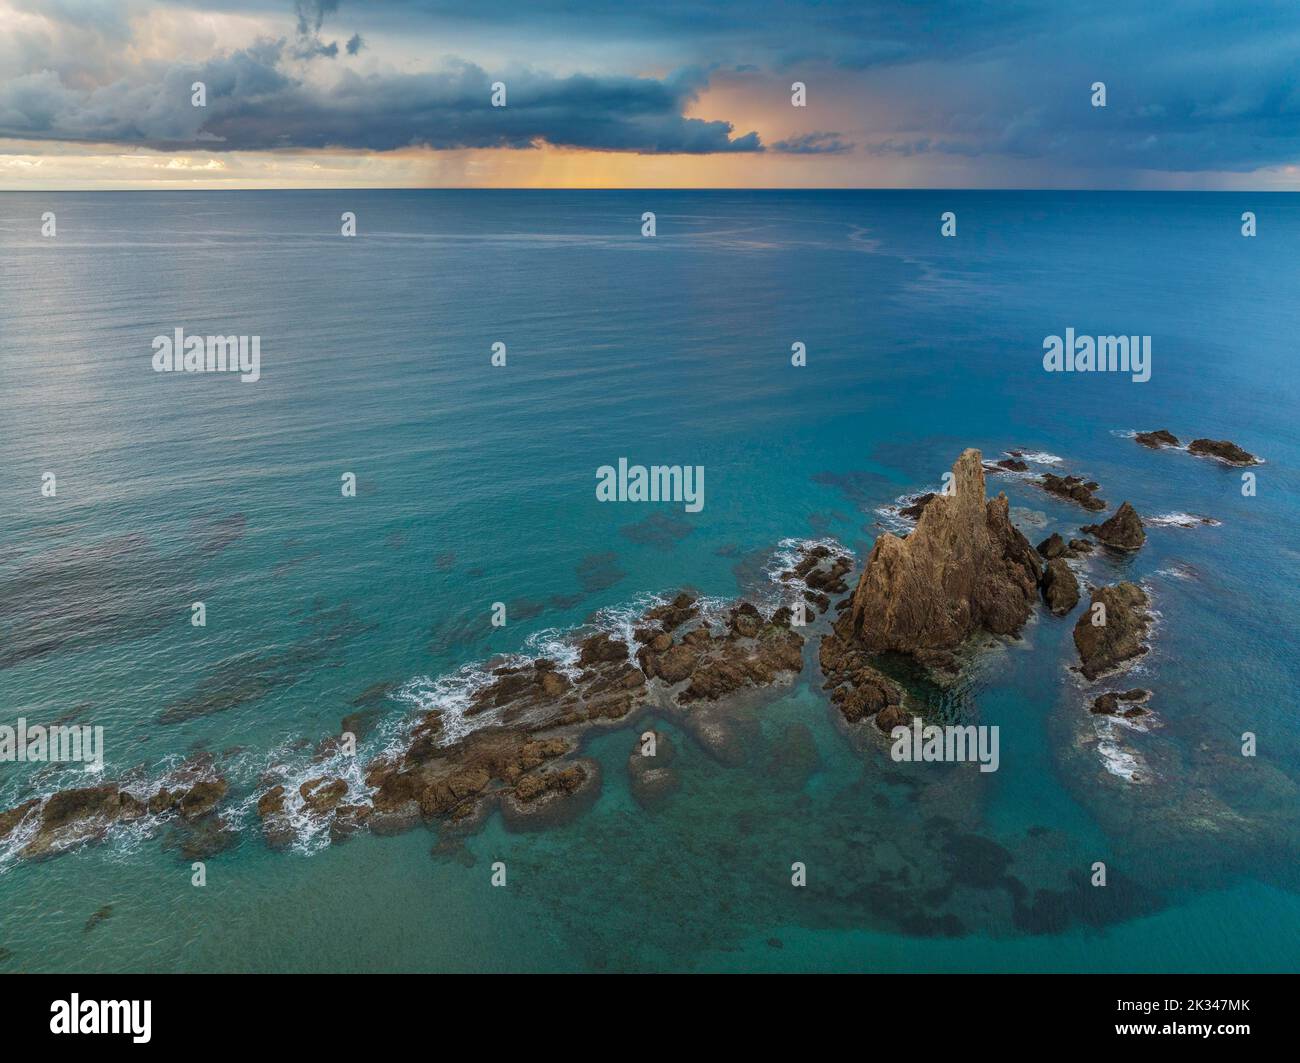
[1040,558,1080,616]
[1188,438,1260,466]
[1039,473,1106,511]
[1036,532,1067,559]
[840,449,1041,663]
[1135,429,1179,449]
[1073,582,1153,680]
[1082,501,1146,551]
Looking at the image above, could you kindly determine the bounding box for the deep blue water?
[1,190,1298,972]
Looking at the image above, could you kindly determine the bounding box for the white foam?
[393,664,501,746]
[1146,512,1221,528]
[765,537,855,605]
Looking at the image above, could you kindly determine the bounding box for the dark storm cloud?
[5,0,1300,174]
[0,40,762,153]
[771,132,854,155]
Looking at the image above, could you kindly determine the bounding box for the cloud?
[0,42,762,154]
[294,0,339,37]
[4,1,1300,179]
[771,131,854,155]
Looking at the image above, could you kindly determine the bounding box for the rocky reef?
[1038,472,1106,511]
[1134,429,1180,449]
[837,449,1041,670]
[1081,501,1146,551]
[1133,429,1261,466]
[1036,532,1094,561]
[0,754,229,861]
[1090,689,1151,718]
[1188,438,1261,466]
[1073,582,1154,680]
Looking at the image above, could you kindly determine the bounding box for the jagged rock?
[643,592,698,631]
[1135,429,1179,449]
[178,779,228,820]
[500,759,601,831]
[299,777,348,815]
[839,449,1041,660]
[1041,558,1080,616]
[818,632,906,724]
[1090,689,1152,716]
[2,773,226,861]
[899,493,937,519]
[1082,501,1146,551]
[1036,532,1067,559]
[1188,438,1260,465]
[875,703,911,734]
[1073,583,1153,680]
[1067,538,1095,556]
[577,634,628,667]
[1039,473,1106,511]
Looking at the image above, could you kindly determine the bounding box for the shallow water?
[1,190,1298,971]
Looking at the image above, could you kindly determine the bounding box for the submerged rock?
[1188,438,1261,466]
[1073,583,1153,680]
[839,449,1040,662]
[627,730,680,808]
[1082,501,1146,551]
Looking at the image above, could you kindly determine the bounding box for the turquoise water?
[1,190,1298,972]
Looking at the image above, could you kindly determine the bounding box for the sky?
[1,0,1299,189]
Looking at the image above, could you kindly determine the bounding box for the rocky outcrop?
[0,759,228,861]
[1082,501,1146,551]
[1090,689,1151,717]
[1073,583,1153,680]
[500,759,601,831]
[838,449,1041,665]
[1188,438,1260,466]
[1036,532,1067,559]
[1135,429,1179,449]
[1040,558,1080,616]
[818,630,908,729]
[1039,473,1106,511]
[1037,533,1094,561]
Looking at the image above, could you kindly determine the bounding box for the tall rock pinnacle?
[841,449,1041,661]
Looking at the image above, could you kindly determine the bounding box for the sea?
[1,189,1298,972]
